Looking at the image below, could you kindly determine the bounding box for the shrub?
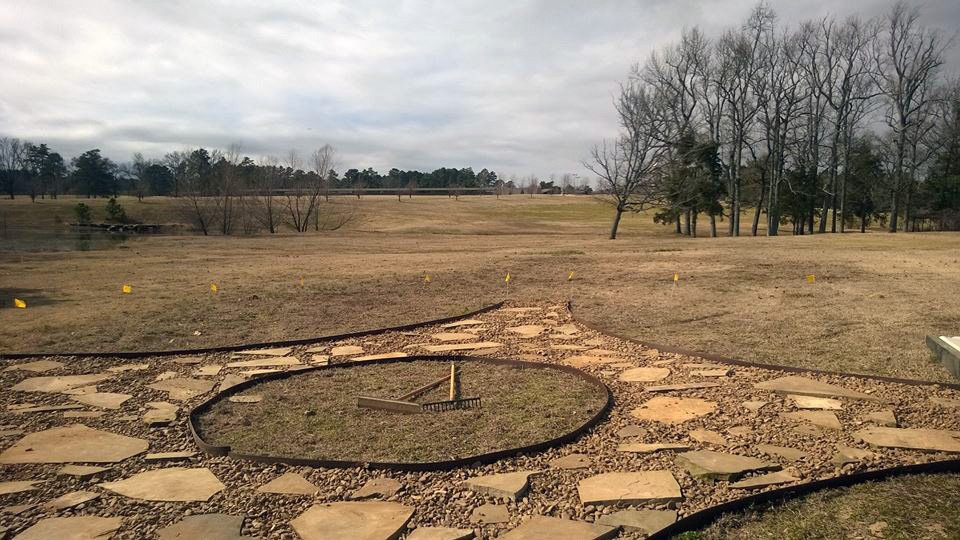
[105,197,128,223]
[74,203,92,225]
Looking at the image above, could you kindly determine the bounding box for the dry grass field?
[3,194,960,539]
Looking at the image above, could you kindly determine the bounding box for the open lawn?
[3,195,960,538]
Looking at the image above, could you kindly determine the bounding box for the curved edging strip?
[647,458,960,540]
[188,354,613,471]
[568,301,960,391]
[0,302,503,360]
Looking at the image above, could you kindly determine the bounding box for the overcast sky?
[1,0,957,179]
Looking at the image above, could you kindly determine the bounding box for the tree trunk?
[860,214,866,233]
[675,214,682,234]
[692,212,698,238]
[889,189,899,233]
[753,174,765,237]
[609,207,623,240]
[710,213,717,238]
[684,210,692,236]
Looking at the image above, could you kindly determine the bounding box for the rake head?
[421,397,482,412]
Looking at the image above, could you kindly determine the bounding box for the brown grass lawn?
[3,195,960,538]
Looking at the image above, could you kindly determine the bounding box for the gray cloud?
[1,0,956,178]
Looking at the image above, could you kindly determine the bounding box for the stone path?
[1,302,959,539]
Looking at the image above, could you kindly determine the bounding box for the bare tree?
[873,1,946,232]
[406,177,418,199]
[0,137,25,199]
[163,150,190,197]
[584,82,668,239]
[251,156,281,233]
[283,145,336,232]
[525,175,539,198]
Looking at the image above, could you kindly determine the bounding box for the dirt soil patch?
[195,359,607,463]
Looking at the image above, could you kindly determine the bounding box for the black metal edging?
[647,458,960,540]
[0,302,504,360]
[188,354,613,471]
[568,301,960,391]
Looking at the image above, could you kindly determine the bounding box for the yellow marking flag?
[673,273,679,282]
[14,298,26,308]
[300,276,305,286]
[424,274,431,283]
[505,273,511,284]
[806,274,815,283]
[122,284,132,294]
[210,283,218,293]
[568,271,575,281]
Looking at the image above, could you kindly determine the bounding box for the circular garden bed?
[192,356,610,467]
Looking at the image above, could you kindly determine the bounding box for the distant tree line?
[588,1,960,238]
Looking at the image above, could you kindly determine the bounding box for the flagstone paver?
[439,319,485,328]
[832,445,875,466]
[619,367,670,383]
[143,402,179,426]
[147,377,216,400]
[615,425,647,438]
[169,356,203,365]
[781,410,842,430]
[58,465,110,479]
[565,355,626,368]
[549,454,592,469]
[195,365,224,376]
[469,503,510,524]
[234,347,292,356]
[676,450,780,481]
[506,325,547,337]
[290,501,415,540]
[692,369,732,377]
[789,394,843,410]
[12,373,112,393]
[597,509,677,534]
[257,472,318,495]
[755,375,877,401]
[4,360,64,372]
[578,471,682,506]
[631,396,717,424]
[226,357,301,368]
[730,471,800,489]
[0,480,43,495]
[106,363,150,373]
[742,400,769,412]
[71,392,132,409]
[43,490,100,510]
[353,352,409,361]
[756,444,809,462]
[930,396,960,408]
[157,514,248,540]
[64,411,105,419]
[330,345,364,356]
[145,451,197,461]
[645,382,723,392]
[500,515,617,539]
[431,332,480,342]
[423,342,502,353]
[63,385,99,395]
[352,477,402,499]
[100,467,225,501]
[406,526,475,540]
[864,409,898,427]
[854,427,960,452]
[11,404,85,414]
[13,516,122,540]
[464,470,540,501]
[0,425,147,464]
[618,443,691,454]
[689,429,727,445]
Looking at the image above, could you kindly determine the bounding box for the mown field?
[2,194,959,538]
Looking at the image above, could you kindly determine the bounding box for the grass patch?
[196,359,606,463]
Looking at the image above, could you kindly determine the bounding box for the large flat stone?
[0,424,147,464]
[631,396,717,424]
[729,471,800,489]
[225,357,301,368]
[780,411,842,430]
[195,365,224,377]
[431,332,479,342]
[440,319,485,328]
[507,325,546,337]
[12,373,112,393]
[14,516,122,540]
[100,467,225,501]
[330,345,364,356]
[864,410,898,427]
[58,465,110,479]
[71,392,132,410]
[549,454,592,470]
[106,363,150,373]
[500,515,617,539]
[789,395,843,410]
[43,490,100,510]
[644,382,722,392]
[755,375,877,401]
[157,514,247,540]
[10,404,85,414]
[469,503,510,524]
[257,472,318,495]
[4,360,64,373]
[756,444,809,461]
[234,347,292,356]
[618,443,691,454]
[676,450,780,481]
[406,527,475,540]
[0,480,42,495]
[577,471,682,506]
[597,509,677,534]
[147,378,216,400]
[464,470,539,501]
[353,352,409,362]
[565,355,626,368]
[290,501,414,540]
[689,429,726,446]
[352,477,402,499]
[143,402,179,426]
[423,342,502,353]
[853,427,960,453]
[619,367,670,383]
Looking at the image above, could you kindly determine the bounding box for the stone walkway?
[1,304,959,539]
